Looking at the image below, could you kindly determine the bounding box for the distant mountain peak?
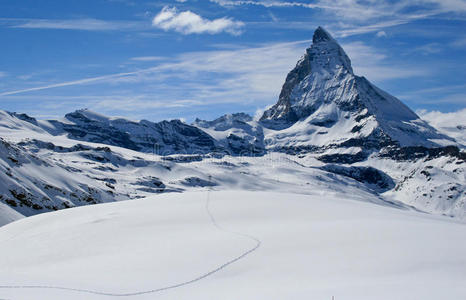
[194,113,253,129]
[66,109,111,123]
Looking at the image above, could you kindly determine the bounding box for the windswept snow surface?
[0,191,465,300]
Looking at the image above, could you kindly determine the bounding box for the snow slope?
[0,191,465,300]
[0,202,23,226]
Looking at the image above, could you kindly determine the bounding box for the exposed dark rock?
[180,177,216,187]
[379,145,465,162]
[318,152,368,164]
[320,164,395,192]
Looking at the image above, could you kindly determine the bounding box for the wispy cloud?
[2,17,142,31]
[0,68,160,96]
[0,38,429,105]
[434,93,466,105]
[417,108,466,145]
[212,0,466,17]
[0,93,207,120]
[130,56,166,62]
[402,84,466,95]
[211,0,466,37]
[94,98,204,111]
[397,84,466,108]
[342,42,430,81]
[210,0,393,21]
[152,6,244,35]
[0,71,7,78]
[410,43,443,55]
[451,36,466,48]
[0,40,306,99]
[334,13,434,37]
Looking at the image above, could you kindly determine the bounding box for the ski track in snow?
[0,190,262,297]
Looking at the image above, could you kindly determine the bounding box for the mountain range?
[0,27,464,226]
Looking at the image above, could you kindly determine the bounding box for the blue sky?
[0,0,465,122]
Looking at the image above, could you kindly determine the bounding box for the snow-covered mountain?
[261,27,455,156]
[193,113,265,155]
[0,27,464,225]
[14,109,221,155]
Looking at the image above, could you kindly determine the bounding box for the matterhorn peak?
[307,26,353,74]
[260,26,353,125]
[260,26,453,149]
[312,26,335,44]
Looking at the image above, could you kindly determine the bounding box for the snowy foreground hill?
[0,26,465,298]
[1,191,466,300]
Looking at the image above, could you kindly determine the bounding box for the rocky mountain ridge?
[0,27,464,224]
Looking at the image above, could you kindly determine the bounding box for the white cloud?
[8,18,141,31]
[376,31,387,38]
[334,14,433,37]
[417,108,466,128]
[210,0,385,21]
[0,68,160,96]
[342,42,429,81]
[0,38,429,108]
[430,0,466,12]
[212,0,466,17]
[152,6,244,35]
[417,108,466,145]
[211,0,466,37]
[0,40,307,102]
